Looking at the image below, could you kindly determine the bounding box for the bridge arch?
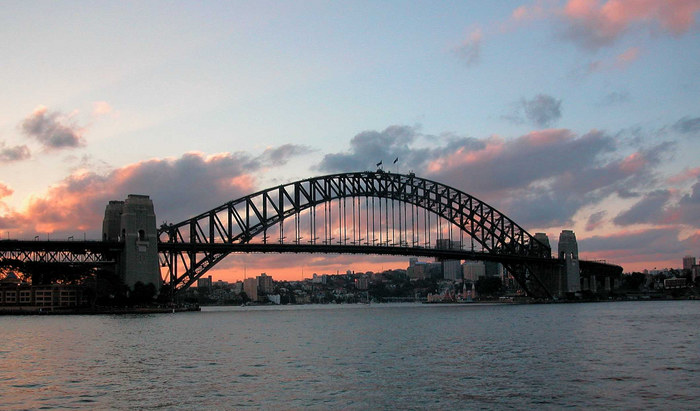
[158,171,551,292]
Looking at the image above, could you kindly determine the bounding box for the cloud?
[664,176,700,225]
[578,227,691,266]
[319,125,670,228]
[613,189,672,226]
[257,144,313,165]
[585,210,607,231]
[92,101,113,116]
[521,94,563,127]
[0,143,31,162]
[601,90,631,105]
[667,167,700,184]
[0,183,13,199]
[454,28,483,66]
[21,106,85,150]
[0,183,23,230]
[560,0,700,50]
[5,146,308,236]
[318,125,436,172]
[673,116,700,135]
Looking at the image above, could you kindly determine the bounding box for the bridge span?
[1,171,622,299]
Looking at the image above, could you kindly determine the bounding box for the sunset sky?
[1,1,700,281]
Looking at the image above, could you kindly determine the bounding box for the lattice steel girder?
[0,240,121,264]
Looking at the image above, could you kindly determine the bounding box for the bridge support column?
[559,230,580,294]
[103,195,161,293]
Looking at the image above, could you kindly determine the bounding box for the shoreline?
[0,305,200,316]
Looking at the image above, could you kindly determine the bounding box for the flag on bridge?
[376,161,382,167]
[393,157,398,164]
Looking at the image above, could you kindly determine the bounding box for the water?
[1,301,699,409]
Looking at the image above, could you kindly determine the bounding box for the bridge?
[1,171,622,299]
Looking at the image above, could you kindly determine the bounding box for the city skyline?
[1,1,700,281]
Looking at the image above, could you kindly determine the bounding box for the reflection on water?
[1,301,699,409]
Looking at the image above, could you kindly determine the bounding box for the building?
[197,275,213,292]
[443,260,462,281]
[683,255,696,271]
[355,276,369,290]
[407,260,442,280]
[257,273,274,294]
[462,261,485,282]
[664,277,687,289]
[435,239,459,250]
[243,277,258,302]
[1,282,88,308]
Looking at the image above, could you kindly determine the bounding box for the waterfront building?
[355,276,369,290]
[484,261,503,278]
[197,275,213,292]
[683,255,696,271]
[664,277,687,289]
[0,283,88,308]
[443,260,462,281]
[243,277,258,302]
[407,261,442,280]
[462,261,485,282]
[257,273,274,294]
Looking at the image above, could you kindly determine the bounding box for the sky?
[1,0,699,281]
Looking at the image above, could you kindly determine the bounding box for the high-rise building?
[682,255,696,271]
[355,276,369,290]
[197,275,213,292]
[257,273,274,294]
[435,239,460,280]
[443,260,462,281]
[484,261,503,278]
[462,261,485,282]
[243,277,258,302]
[435,239,459,250]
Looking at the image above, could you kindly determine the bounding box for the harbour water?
[1,301,699,409]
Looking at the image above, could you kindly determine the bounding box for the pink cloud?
[92,101,113,116]
[561,0,700,49]
[616,46,641,64]
[618,151,648,173]
[454,27,483,66]
[667,167,700,184]
[427,135,505,173]
[4,144,308,238]
[0,183,13,199]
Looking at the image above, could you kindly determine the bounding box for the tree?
[130,281,156,306]
[475,276,502,296]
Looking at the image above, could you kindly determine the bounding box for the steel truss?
[159,171,554,294]
[0,240,121,264]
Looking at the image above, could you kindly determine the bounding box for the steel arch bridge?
[158,171,559,296]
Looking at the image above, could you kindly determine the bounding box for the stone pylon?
[558,230,580,293]
[102,195,161,292]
